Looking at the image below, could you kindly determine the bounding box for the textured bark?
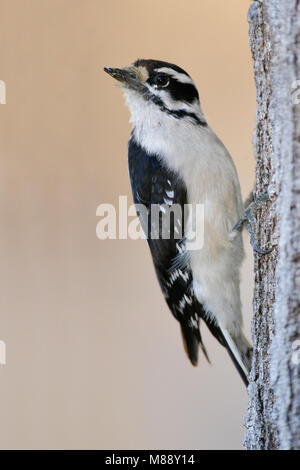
[245,0,300,450]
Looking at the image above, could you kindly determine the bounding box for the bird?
[104,59,252,385]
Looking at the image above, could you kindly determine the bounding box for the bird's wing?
[128,134,225,365]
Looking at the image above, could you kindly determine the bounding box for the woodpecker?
[104,59,252,385]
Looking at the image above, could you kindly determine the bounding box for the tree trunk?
[245,0,300,450]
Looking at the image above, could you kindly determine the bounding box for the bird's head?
[104,59,206,128]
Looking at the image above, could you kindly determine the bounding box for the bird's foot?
[233,193,272,255]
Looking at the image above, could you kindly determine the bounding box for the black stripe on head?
[166,80,199,104]
[144,93,206,126]
[133,59,199,104]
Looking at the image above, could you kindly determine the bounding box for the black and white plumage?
[104,59,252,385]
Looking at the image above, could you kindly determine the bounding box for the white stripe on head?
[155,67,195,85]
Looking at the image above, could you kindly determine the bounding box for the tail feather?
[219,328,252,386]
[180,320,252,386]
[180,322,211,366]
[180,323,199,366]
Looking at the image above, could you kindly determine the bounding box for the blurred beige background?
[0,0,255,449]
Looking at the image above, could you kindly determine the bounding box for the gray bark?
[245,0,300,450]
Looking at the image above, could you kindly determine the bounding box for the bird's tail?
[180,317,252,386]
[180,321,210,367]
[219,327,252,386]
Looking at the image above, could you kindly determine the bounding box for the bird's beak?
[104,66,146,93]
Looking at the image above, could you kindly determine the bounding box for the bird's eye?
[154,74,170,88]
